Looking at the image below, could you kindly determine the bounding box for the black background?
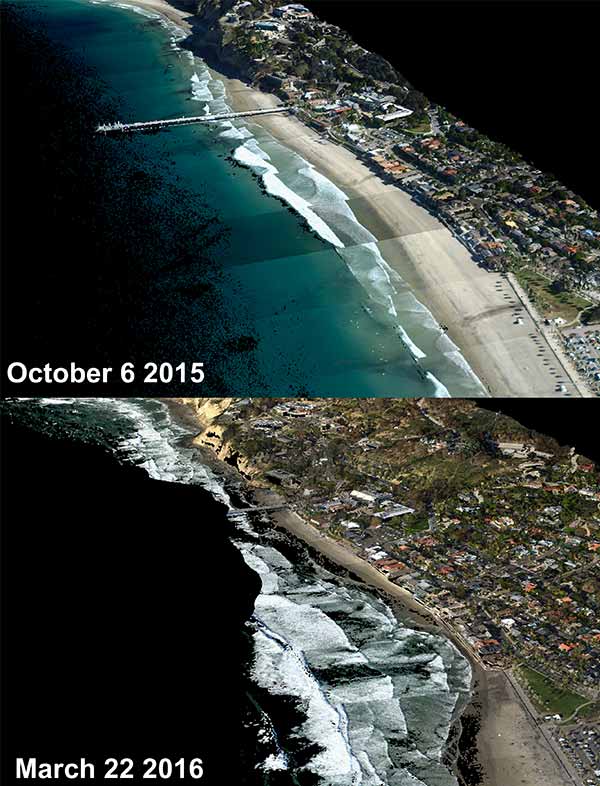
[474,398,600,462]
[306,1,600,207]
[0,420,261,785]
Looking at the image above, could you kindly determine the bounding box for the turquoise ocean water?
[11,0,487,397]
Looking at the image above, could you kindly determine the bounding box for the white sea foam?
[219,122,252,141]
[190,72,213,103]
[425,372,451,398]
[37,398,84,406]
[427,655,450,691]
[110,3,160,19]
[32,399,466,785]
[241,551,280,595]
[297,163,355,212]
[104,0,483,395]
[234,142,345,248]
[237,536,465,786]
[397,325,427,360]
[339,242,401,319]
[242,138,271,161]
[252,625,362,784]
[68,399,232,505]
[89,0,188,45]
[233,138,459,384]
[262,753,288,772]
[255,594,365,670]
[87,0,487,397]
[238,136,490,395]
[441,345,487,392]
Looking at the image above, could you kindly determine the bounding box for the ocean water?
[6,398,472,786]
[8,0,487,397]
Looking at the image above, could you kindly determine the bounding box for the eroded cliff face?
[181,398,259,478]
[181,396,234,428]
[189,0,256,78]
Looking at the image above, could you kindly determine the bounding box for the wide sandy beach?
[222,77,590,398]
[100,0,591,397]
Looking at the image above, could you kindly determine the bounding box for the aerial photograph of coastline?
[2,0,599,397]
[1,1,599,785]
[2,397,599,785]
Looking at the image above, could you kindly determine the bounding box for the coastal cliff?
[189,0,259,78]
[188,0,416,96]
[181,397,260,478]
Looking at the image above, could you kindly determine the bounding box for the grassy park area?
[515,268,590,323]
[519,666,587,718]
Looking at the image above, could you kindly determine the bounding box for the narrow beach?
[172,397,574,786]
[254,491,574,786]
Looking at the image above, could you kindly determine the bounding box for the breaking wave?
[234,142,344,248]
[22,399,472,785]
[190,72,213,103]
[88,0,489,400]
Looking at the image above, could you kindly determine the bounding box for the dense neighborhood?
[199,397,600,744]
[195,0,600,393]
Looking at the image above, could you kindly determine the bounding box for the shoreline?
[165,398,475,781]
[166,398,479,781]
[228,474,575,786]
[95,0,591,398]
[170,397,575,786]
[90,0,194,30]
[263,506,573,786]
[169,398,480,783]
[220,75,589,399]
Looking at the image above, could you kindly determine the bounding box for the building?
[374,505,415,521]
[376,107,413,123]
[255,21,282,31]
[265,469,298,487]
[351,490,377,504]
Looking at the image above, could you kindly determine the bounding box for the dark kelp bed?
[1,3,265,395]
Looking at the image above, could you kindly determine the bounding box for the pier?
[96,106,292,134]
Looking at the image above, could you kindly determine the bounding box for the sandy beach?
[99,0,193,29]
[100,0,591,398]
[476,669,575,786]
[254,490,573,786]
[221,76,591,399]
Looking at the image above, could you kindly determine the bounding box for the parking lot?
[555,723,600,786]
[563,325,600,396]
